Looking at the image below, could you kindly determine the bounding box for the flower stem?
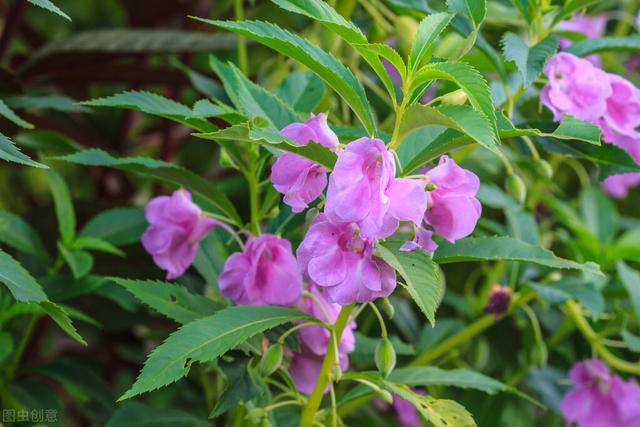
[298,304,355,427]
[233,0,248,74]
[7,314,39,379]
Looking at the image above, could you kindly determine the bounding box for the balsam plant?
[2,0,640,426]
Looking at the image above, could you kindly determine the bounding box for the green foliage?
[79,208,146,246]
[0,132,48,168]
[409,13,454,71]
[0,248,48,302]
[105,402,208,427]
[502,33,557,87]
[46,169,76,244]
[27,0,70,20]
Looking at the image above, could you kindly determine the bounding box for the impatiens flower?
[424,156,481,243]
[602,173,640,199]
[541,53,612,123]
[325,137,427,238]
[141,189,217,280]
[297,214,397,305]
[561,359,640,427]
[392,394,423,427]
[290,284,356,394]
[601,74,640,140]
[271,113,339,212]
[400,228,438,253]
[219,234,302,306]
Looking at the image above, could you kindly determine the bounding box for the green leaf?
[275,71,326,114]
[552,0,607,27]
[211,357,263,417]
[0,209,49,262]
[448,0,486,28]
[390,367,517,395]
[0,132,48,168]
[399,104,496,151]
[199,19,376,134]
[53,149,242,226]
[5,94,89,113]
[72,237,125,257]
[59,243,93,279]
[0,248,48,302]
[550,116,602,145]
[433,236,603,275]
[209,56,300,129]
[119,306,314,400]
[609,228,640,262]
[617,261,640,323]
[501,33,557,87]
[106,402,208,427]
[376,240,444,326]
[46,170,76,244]
[109,278,223,325]
[579,187,618,245]
[194,120,338,170]
[79,208,146,246]
[527,279,604,318]
[81,91,215,132]
[39,302,87,345]
[0,99,34,129]
[566,35,640,57]
[409,13,454,71]
[412,61,497,140]
[0,332,13,363]
[27,0,70,20]
[14,130,82,156]
[622,329,640,353]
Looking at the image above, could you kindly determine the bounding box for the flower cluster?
[561,359,640,427]
[542,52,640,198]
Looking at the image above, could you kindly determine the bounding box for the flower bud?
[382,298,395,319]
[505,174,527,205]
[395,16,419,56]
[534,159,553,179]
[440,89,468,106]
[484,285,512,317]
[376,389,394,404]
[375,337,397,378]
[260,343,283,376]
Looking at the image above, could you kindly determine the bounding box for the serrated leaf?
[194,120,338,170]
[209,56,300,129]
[550,116,602,145]
[5,94,88,113]
[199,19,376,134]
[0,99,34,129]
[27,0,70,20]
[618,261,640,323]
[502,33,557,87]
[0,132,48,168]
[0,209,49,262]
[399,104,496,150]
[448,0,486,28]
[0,249,48,302]
[409,13,454,71]
[376,239,443,326]
[275,71,325,114]
[53,149,242,226]
[59,243,93,279]
[109,278,222,325]
[79,208,146,246]
[106,402,208,427]
[46,170,76,244]
[434,236,603,275]
[40,302,87,345]
[82,91,215,132]
[412,61,497,141]
[119,306,313,400]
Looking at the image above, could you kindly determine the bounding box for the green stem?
[389,97,409,150]
[368,302,388,337]
[7,314,39,379]
[410,293,535,366]
[246,161,261,235]
[200,366,214,414]
[298,304,355,427]
[234,0,248,74]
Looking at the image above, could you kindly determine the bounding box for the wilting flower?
[141,189,217,280]
[558,14,607,65]
[297,214,396,305]
[561,359,640,427]
[424,156,481,243]
[271,113,339,212]
[290,285,356,394]
[325,137,427,238]
[541,53,612,123]
[219,234,302,306]
[484,285,512,317]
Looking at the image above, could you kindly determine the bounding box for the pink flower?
[424,156,481,243]
[541,53,612,123]
[561,359,640,427]
[290,284,356,394]
[219,234,302,306]
[400,228,438,253]
[141,189,217,280]
[558,14,607,65]
[297,214,397,305]
[325,137,427,238]
[392,394,423,427]
[271,113,338,212]
[601,74,640,140]
[602,173,640,199]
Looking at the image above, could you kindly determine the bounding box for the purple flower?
[141,189,217,280]
[484,285,512,317]
[297,213,397,305]
[219,234,302,306]
[601,74,640,140]
[561,359,640,427]
[400,228,438,253]
[424,156,481,243]
[289,347,349,395]
[325,137,427,239]
[541,53,612,123]
[392,394,423,427]
[271,113,339,213]
[602,173,640,199]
